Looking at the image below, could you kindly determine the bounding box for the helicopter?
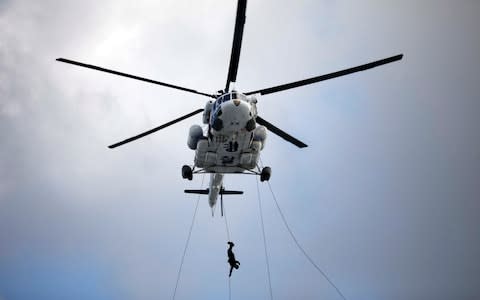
[56,0,403,216]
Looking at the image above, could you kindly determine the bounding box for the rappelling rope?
[223,199,232,300]
[172,174,205,300]
[224,199,231,242]
[259,158,348,300]
[228,274,232,300]
[256,177,274,300]
[266,181,347,300]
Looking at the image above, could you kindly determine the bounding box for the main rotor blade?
[256,116,307,148]
[245,54,403,96]
[108,109,204,149]
[56,58,216,98]
[225,0,247,92]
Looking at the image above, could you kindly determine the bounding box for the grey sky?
[1,0,480,299]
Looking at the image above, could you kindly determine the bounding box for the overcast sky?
[1,0,480,299]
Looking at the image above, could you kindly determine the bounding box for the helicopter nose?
[221,100,250,130]
[229,100,249,114]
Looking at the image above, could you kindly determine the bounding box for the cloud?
[1,0,480,299]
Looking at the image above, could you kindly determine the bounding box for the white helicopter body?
[193,92,262,174]
[184,91,269,214]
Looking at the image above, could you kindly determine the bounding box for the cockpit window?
[217,92,246,103]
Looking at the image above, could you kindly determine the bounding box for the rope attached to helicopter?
[259,159,348,300]
[224,204,231,246]
[172,165,348,300]
[172,175,205,300]
[256,177,274,300]
[223,201,232,300]
[172,175,239,300]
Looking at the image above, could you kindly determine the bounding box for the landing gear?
[260,166,271,182]
[182,165,193,180]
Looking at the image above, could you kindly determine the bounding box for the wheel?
[260,166,271,182]
[182,165,193,180]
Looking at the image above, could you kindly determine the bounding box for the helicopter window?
[223,94,231,102]
[231,92,237,99]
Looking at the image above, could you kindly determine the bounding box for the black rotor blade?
[56,58,216,98]
[256,116,307,148]
[225,0,247,92]
[108,109,204,149]
[245,54,403,96]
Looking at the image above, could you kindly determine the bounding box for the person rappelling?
[227,241,240,277]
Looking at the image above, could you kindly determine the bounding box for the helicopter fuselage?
[187,91,267,210]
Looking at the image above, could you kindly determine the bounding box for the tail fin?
[184,188,243,217]
[183,189,243,195]
[184,189,209,194]
[220,190,243,195]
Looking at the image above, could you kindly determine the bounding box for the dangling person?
[227,241,240,277]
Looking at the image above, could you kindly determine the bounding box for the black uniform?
[227,242,240,277]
